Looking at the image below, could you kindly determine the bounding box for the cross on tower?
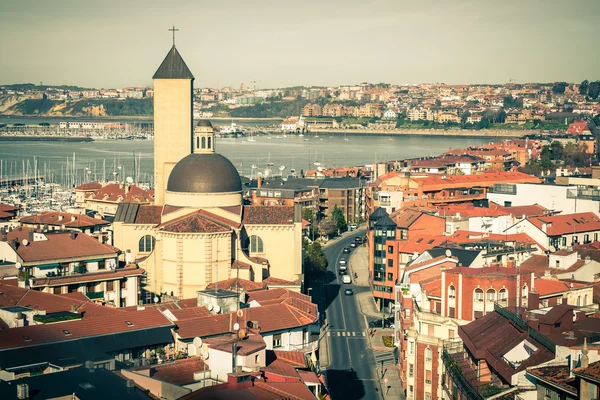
[169,26,179,47]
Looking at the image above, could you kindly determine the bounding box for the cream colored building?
[113,45,303,300]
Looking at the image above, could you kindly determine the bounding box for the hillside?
[3,98,153,117]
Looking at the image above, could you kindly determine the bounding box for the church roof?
[159,211,233,234]
[242,206,295,225]
[152,46,194,80]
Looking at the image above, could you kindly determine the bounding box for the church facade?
[113,45,303,300]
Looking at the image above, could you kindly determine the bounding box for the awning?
[36,263,59,270]
[85,259,105,263]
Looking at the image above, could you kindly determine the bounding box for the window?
[577,296,581,307]
[401,230,407,240]
[545,388,552,399]
[498,288,508,303]
[504,201,512,207]
[585,234,590,243]
[428,324,434,336]
[449,329,455,338]
[486,289,496,302]
[572,235,578,245]
[207,137,211,149]
[426,370,432,384]
[201,136,206,148]
[106,281,114,291]
[448,307,455,318]
[426,394,432,400]
[562,237,567,246]
[387,273,393,281]
[120,280,127,290]
[425,347,432,361]
[448,285,456,298]
[408,364,414,377]
[53,287,62,295]
[595,233,598,242]
[474,288,484,302]
[408,341,414,355]
[63,329,71,336]
[584,294,588,305]
[249,235,264,253]
[273,334,282,348]
[522,285,528,299]
[138,235,156,253]
[388,259,393,267]
[255,354,259,364]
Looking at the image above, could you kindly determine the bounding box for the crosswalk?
[327,331,367,337]
[373,348,396,367]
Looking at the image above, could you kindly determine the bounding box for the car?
[339,265,347,272]
[368,318,393,329]
[344,288,354,295]
[349,223,358,230]
[349,242,357,248]
[342,275,352,284]
[354,236,362,243]
[339,269,347,276]
[343,247,350,254]
[339,259,347,266]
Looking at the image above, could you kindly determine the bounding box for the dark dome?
[196,120,212,127]
[167,153,242,193]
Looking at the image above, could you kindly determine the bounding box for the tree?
[461,110,471,124]
[435,99,442,107]
[318,219,337,237]
[302,207,316,238]
[580,80,589,95]
[330,205,347,232]
[588,81,600,100]
[552,82,568,94]
[303,241,328,278]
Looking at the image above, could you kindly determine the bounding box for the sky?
[1,0,599,89]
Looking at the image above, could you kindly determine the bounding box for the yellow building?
[113,45,303,300]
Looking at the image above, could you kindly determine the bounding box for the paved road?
[319,229,382,400]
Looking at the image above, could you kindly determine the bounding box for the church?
[113,44,303,300]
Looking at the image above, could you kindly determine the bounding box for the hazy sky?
[1,0,599,89]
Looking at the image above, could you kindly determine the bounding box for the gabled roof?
[20,212,110,229]
[206,278,266,292]
[159,210,234,233]
[426,246,481,267]
[525,212,600,236]
[369,207,388,220]
[153,46,194,80]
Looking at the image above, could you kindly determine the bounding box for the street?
[314,229,382,400]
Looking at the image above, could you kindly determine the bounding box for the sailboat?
[344,132,349,142]
[247,131,256,142]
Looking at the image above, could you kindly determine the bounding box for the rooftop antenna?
[169,26,179,47]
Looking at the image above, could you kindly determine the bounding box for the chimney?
[257,176,262,189]
[70,231,77,240]
[58,214,63,221]
[16,383,29,400]
[528,289,540,310]
[581,337,590,369]
[71,215,76,222]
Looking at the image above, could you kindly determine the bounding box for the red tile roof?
[496,203,551,218]
[134,205,162,225]
[525,212,600,236]
[534,278,587,296]
[176,314,233,339]
[520,254,588,278]
[20,212,109,229]
[30,266,144,288]
[263,277,299,286]
[242,206,295,225]
[0,307,173,350]
[159,211,233,234]
[86,183,153,203]
[0,283,88,313]
[205,331,266,356]
[254,381,316,400]
[574,360,600,382]
[437,204,510,218]
[206,278,266,292]
[7,228,119,264]
[74,182,103,191]
[144,357,208,385]
[168,306,212,321]
[412,171,541,191]
[528,366,577,395]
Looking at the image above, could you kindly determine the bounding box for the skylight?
[23,335,31,342]
[126,321,133,326]
[62,329,71,336]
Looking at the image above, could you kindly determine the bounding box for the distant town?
[1,81,600,135]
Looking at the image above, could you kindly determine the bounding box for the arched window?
[207,137,211,149]
[486,289,496,302]
[425,347,432,361]
[584,294,588,306]
[474,288,484,302]
[250,235,264,253]
[201,137,206,149]
[522,285,528,300]
[196,136,200,149]
[498,288,508,303]
[448,285,456,299]
[139,235,156,253]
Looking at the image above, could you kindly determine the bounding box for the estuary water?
[0,134,496,186]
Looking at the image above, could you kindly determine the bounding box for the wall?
[120,369,191,400]
[487,183,599,214]
[112,222,156,262]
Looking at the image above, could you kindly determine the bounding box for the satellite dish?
[236,309,243,318]
[16,262,22,270]
[233,322,240,331]
[126,177,134,184]
[445,249,452,257]
[214,305,221,314]
[202,352,209,360]
[193,337,203,348]
[153,297,159,303]
[549,245,557,252]
[208,304,214,312]
[21,239,29,246]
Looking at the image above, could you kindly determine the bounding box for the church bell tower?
[152,40,194,205]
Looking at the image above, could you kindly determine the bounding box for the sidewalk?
[367,329,405,400]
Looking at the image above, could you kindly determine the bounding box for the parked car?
[349,242,357,248]
[339,265,347,272]
[342,275,352,284]
[339,259,347,266]
[344,288,354,295]
[349,223,358,230]
[368,318,393,329]
[354,236,362,243]
[339,269,347,276]
[343,247,351,254]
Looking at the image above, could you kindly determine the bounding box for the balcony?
[86,291,105,299]
[428,193,485,204]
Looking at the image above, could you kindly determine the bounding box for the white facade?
[377,191,403,214]
[487,183,599,214]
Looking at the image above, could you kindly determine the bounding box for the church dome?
[196,119,212,127]
[167,153,242,194]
